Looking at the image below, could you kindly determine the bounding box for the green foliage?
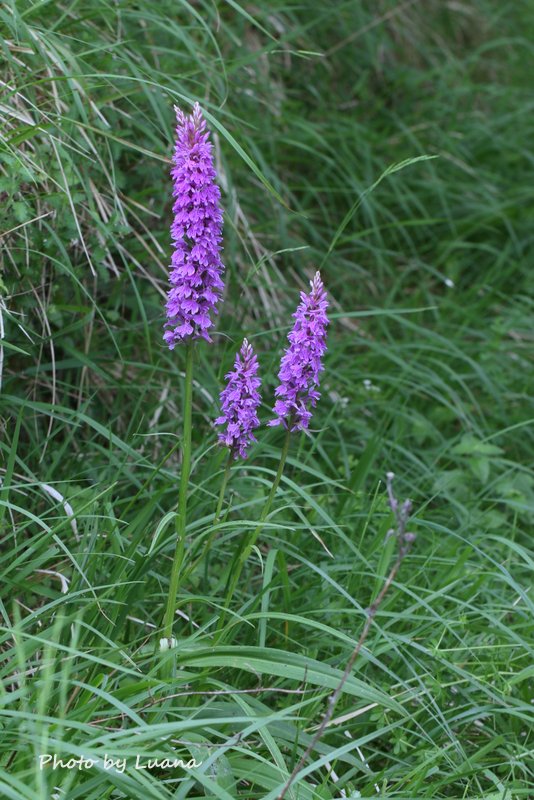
[1,0,533,798]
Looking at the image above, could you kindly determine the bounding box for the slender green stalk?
[216,429,292,636]
[203,454,232,576]
[162,341,194,644]
[179,453,232,585]
[214,453,232,525]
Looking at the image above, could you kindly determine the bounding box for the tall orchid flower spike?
[164,102,224,348]
[215,273,329,637]
[198,339,261,567]
[216,339,262,459]
[269,271,329,431]
[161,102,225,659]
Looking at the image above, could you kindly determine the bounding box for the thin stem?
[277,474,415,800]
[162,341,194,644]
[202,453,232,582]
[170,451,231,589]
[214,453,232,525]
[216,428,292,637]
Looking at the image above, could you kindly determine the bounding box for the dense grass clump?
[1,1,533,798]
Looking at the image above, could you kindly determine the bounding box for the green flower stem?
[215,428,292,637]
[180,452,232,585]
[214,453,233,525]
[205,453,232,548]
[162,341,194,644]
[202,452,232,586]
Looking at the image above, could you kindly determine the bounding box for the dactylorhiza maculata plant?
[195,340,262,568]
[161,102,225,650]
[217,272,329,635]
[215,338,262,460]
[164,102,224,348]
[269,270,329,431]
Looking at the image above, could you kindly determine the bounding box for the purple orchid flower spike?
[164,102,224,349]
[215,339,262,459]
[269,271,329,432]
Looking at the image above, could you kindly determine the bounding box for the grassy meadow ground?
[1,0,533,797]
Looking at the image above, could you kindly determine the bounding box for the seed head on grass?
[269,271,329,431]
[215,339,262,459]
[164,102,224,349]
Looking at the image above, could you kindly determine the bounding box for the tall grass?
[1,0,533,798]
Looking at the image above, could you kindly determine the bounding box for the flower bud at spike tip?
[163,102,224,348]
[269,271,329,432]
[215,339,262,459]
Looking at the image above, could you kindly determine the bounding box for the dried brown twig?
[278,472,416,800]
[90,684,311,727]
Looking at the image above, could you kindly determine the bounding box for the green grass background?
[1,0,533,797]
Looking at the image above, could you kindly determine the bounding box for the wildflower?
[215,339,262,459]
[164,102,224,348]
[269,271,329,431]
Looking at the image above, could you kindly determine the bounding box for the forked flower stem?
[277,473,415,800]
[162,341,194,644]
[215,428,292,637]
